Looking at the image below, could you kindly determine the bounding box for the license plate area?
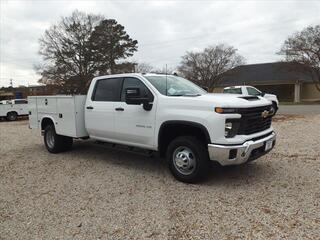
[265,140,273,151]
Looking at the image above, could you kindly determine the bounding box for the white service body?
[28,95,88,138]
[0,101,29,118]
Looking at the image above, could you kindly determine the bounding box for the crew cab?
[0,99,28,121]
[28,74,276,183]
[223,86,279,112]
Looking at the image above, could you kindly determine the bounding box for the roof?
[218,62,315,86]
[224,85,251,89]
[93,73,175,81]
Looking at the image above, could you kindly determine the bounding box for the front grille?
[237,105,273,135]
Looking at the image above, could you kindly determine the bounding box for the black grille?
[237,105,273,135]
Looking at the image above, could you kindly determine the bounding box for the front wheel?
[44,125,73,153]
[166,136,210,183]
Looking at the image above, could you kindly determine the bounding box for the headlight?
[225,120,240,138]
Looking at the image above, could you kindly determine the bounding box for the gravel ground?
[278,104,320,115]
[0,115,319,239]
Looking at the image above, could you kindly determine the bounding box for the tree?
[178,44,245,90]
[278,25,320,91]
[153,66,176,75]
[37,10,103,93]
[135,62,154,73]
[90,19,138,74]
[37,11,138,93]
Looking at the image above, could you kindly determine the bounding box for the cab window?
[121,77,154,102]
[92,78,122,101]
[223,88,242,94]
[247,87,261,96]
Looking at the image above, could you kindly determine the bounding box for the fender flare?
[158,120,211,149]
[40,116,56,130]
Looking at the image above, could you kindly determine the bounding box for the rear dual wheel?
[44,125,73,153]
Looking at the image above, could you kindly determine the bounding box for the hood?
[263,93,278,103]
[264,93,277,98]
[193,93,272,108]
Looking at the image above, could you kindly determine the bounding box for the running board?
[94,141,155,157]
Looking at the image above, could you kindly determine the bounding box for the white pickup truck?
[223,86,279,112]
[0,99,29,121]
[28,73,276,183]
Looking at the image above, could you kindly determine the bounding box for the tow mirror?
[125,88,153,111]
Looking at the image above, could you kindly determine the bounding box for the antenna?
[165,64,168,96]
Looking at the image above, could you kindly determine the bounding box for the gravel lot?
[1,115,319,239]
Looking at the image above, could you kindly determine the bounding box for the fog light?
[229,149,237,159]
[225,122,233,137]
[225,120,240,138]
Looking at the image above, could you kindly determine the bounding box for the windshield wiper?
[169,94,201,97]
[170,94,184,97]
[184,93,201,96]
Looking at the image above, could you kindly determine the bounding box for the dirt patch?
[273,114,305,122]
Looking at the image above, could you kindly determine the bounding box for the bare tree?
[278,25,320,91]
[178,44,245,90]
[37,10,103,93]
[135,62,154,73]
[37,11,138,93]
[152,65,176,74]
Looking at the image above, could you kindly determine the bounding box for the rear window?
[92,78,122,101]
[223,88,242,94]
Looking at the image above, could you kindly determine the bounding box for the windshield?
[144,75,206,96]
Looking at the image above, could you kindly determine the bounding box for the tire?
[166,136,210,183]
[7,112,18,121]
[44,125,73,153]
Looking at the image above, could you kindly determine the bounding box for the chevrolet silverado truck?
[223,86,279,113]
[28,73,276,183]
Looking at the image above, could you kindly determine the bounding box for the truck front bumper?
[208,131,276,166]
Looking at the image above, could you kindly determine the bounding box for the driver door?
[114,77,156,149]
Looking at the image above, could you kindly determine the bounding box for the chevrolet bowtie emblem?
[261,110,269,118]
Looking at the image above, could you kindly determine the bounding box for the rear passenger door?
[85,78,122,141]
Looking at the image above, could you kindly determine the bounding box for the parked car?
[223,86,279,112]
[0,99,28,121]
[28,74,276,183]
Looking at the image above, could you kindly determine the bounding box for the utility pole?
[10,79,13,88]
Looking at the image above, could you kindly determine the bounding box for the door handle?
[86,106,94,109]
[115,107,124,111]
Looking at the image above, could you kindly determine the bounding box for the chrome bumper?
[208,132,276,166]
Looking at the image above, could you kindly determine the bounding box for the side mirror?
[260,92,266,97]
[125,88,153,111]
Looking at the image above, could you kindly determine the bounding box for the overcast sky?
[0,0,319,87]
